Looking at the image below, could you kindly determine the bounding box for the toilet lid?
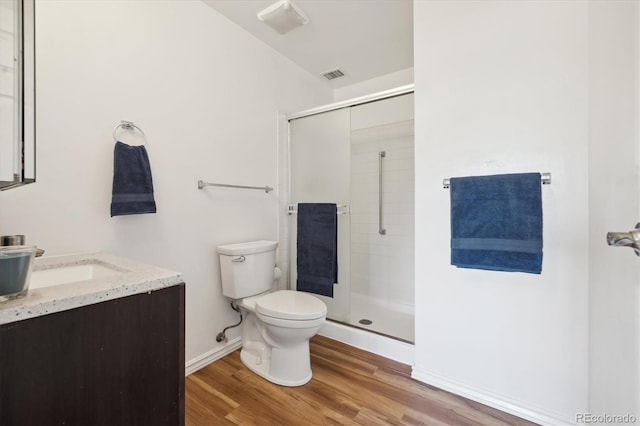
[256,290,327,321]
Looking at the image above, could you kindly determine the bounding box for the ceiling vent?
[322,69,345,81]
[257,0,310,35]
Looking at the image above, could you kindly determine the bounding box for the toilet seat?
[256,290,326,321]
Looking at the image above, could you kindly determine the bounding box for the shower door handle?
[379,151,386,235]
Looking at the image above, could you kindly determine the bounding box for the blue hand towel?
[297,203,338,297]
[110,141,157,217]
[450,173,542,274]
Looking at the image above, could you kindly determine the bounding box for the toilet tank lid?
[256,290,327,321]
[217,240,278,255]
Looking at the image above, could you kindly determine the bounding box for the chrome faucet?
[0,235,45,257]
[606,223,640,256]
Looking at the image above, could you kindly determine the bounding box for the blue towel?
[450,173,542,274]
[110,141,157,217]
[296,203,338,297]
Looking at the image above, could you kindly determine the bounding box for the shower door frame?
[287,85,414,122]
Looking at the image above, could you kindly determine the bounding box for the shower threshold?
[327,318,414,344]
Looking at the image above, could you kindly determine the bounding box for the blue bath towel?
[450,173,543,274]
[297,203,338,297]
[110,141,157,217]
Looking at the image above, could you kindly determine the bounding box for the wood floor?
[186,335,537,426]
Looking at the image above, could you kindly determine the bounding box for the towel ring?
[113,120,147,146]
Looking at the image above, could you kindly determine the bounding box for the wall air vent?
[322,69,345,80]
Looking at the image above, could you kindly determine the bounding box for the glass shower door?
[349,94,414,342]
[289,108,351,322]
[288,93,415,342]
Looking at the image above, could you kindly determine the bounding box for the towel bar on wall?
[287,204,350,215]
[197,180,273,193]
[442,172,551,189]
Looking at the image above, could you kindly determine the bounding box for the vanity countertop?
[0,252,183,325]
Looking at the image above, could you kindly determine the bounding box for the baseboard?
[319,320,414,365]
[185,337,242,376]
[411,366,575,426]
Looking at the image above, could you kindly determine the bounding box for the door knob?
[606,223,640,256]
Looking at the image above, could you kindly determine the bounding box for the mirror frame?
[0,0,35,191]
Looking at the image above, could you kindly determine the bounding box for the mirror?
[0,0,35,190]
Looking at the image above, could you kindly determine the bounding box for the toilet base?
[240,347,312,387]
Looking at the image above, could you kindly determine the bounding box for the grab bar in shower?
[379,151,386,235]
[287,204,350,215]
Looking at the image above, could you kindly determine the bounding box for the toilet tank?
[217,240,278,299]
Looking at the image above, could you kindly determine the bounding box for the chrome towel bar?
[287,204,350,215]
[198,180,273,193]
[443,172,551,189]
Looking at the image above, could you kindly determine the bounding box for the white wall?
[413,1,590,423]
[0,0,331,366]
[588,0,639,417]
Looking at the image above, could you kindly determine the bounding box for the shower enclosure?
[288,90,414,342]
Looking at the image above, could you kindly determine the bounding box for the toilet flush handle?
[232,256,246,263]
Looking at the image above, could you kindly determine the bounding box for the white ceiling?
[202,0,413,89]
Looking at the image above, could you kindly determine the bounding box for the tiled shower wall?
[350,119,415,315]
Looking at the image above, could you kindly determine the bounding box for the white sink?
[30,262,126,289]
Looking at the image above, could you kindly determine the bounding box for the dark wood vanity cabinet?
[0,284,185,426]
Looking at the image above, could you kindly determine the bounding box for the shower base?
[348,293,414,343]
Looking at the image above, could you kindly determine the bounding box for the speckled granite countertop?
[0,252,183,325]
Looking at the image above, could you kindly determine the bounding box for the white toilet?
[217,240,327,386]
